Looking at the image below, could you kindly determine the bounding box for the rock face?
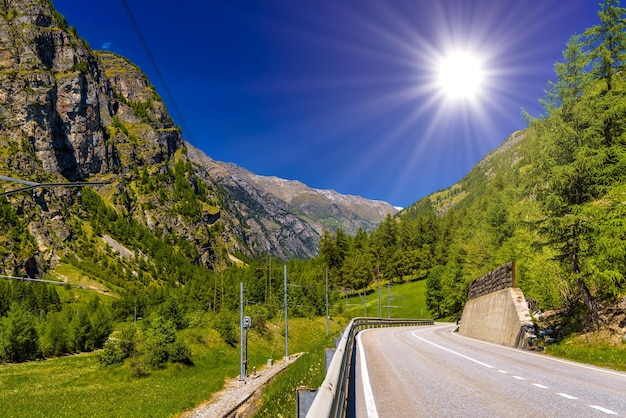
[0,1,180,181]
[0,0,398,277]
[1,0,110,180]
[187,145,398,237]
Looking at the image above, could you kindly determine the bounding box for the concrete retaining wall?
[459,287,535,349]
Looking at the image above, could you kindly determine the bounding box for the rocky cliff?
[0,0,397,279]
[192,151,398,236]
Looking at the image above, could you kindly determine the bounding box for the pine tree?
[584,0,626,92]
[543,34,589,117]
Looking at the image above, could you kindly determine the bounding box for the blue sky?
[54,0,600,208]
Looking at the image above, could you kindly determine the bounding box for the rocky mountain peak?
[0,0,398,280]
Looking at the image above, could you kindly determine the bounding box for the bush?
[168,339,192,365]
[141,317,192,369]
[214,311,238,347]
[99,338,124,366]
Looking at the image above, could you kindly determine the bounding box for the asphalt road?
[351,323,626,417]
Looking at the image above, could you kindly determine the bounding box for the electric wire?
[119,0,194,144]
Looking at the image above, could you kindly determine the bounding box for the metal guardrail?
[305,317,434,418]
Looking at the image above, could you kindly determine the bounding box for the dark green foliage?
[0,284,112,362]
[0,304,39,362]
[173,160,203,218]
[99,325,137,367]
[39,311,69,357]
[214,310,238,346]
[584,0,626,92]
[142,316,191,368]
[70,61,89,73]
[128,99,152,122]
[159,298,186,330]
[99,338,124,367]
[111,116,129,136]
[0,199,37,265]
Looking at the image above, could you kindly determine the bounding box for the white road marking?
[589,405,618,415]
[417,325,621,416]
[452,327,626,379]
[412,331,495,369]
[357,331,379,418]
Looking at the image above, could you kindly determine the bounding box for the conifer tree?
[584,0,626,92]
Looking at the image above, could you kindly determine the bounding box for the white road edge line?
[450,325,626,379]
[357,331,379,418]
[589,405,618,415]
[411,331,494,369]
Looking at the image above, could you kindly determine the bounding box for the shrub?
[214,311,238,347]
[99,338,124,366]
[141,317,192,369]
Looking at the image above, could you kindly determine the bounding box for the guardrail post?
[296,386,319,418]
[325,347,336,372]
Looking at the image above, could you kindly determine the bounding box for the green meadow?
[0,317,343,417]
[0,279,428,417]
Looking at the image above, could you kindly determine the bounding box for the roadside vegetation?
[2,1,626,416]
[0,316,340,417]
[545,335,626,372]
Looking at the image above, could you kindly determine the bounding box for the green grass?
[545,336,626,372]
[254,280,431,417]
[342,279,431,319]
[0,317,342,417]
[254,335,334,418]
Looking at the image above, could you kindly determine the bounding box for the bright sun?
[437,52,484,100]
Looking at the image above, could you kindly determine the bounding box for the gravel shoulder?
[180,353,302,418]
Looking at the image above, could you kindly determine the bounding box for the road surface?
[351,323,626,417]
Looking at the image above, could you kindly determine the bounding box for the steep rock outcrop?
[0,0,398,278]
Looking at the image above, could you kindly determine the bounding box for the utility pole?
[325,268,329,336]
[363,288,366,316]
[284,265,288,360]
[239,282,245,381]
[387,283,391,318]
[377,265,381,318]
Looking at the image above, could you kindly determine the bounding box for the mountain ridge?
[189,148,399,236]
[0,0,398,280]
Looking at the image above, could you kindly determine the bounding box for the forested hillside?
[317,0,626,338]
[2,0,625,368]
[0,0,391,365]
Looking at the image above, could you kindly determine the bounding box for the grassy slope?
[342,279,431,320]
[255,279,431,417]
[0,318,341,417]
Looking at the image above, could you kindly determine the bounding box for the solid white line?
[411,331,494,369]
[357,331,379,418]
[589,405,618,415]
[532,383,549,389]
[557,393,578,400]
[451,327,626,379]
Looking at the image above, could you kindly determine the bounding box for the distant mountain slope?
[0,0,398,281]
[187,143,398,237]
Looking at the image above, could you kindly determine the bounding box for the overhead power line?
[0,176,111,197]
[119,0,194,144]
